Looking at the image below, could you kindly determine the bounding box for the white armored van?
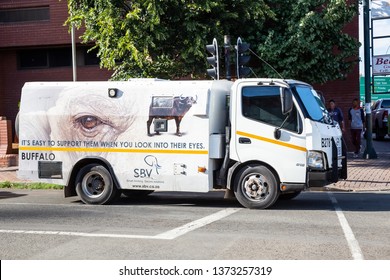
[18,78,347,209]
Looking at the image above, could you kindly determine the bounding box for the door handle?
[239,137,251,144]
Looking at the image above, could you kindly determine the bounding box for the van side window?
[242,86,301,133]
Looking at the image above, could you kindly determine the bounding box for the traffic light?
[236,37,251,78]
[206,38,219,80]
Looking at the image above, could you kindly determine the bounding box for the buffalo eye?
[77,115,102,130]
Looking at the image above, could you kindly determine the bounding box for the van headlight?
[307,151,325,170]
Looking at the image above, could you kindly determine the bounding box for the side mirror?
[274,128,281,139]
[275,87,293,140]
[280,87,293,115]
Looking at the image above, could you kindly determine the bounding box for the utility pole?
[363,0,377,159]
[71,24,77,82]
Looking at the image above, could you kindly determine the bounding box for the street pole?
[71,24,77,82]
[363,0,377,159]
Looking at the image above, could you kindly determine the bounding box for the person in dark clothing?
[328,99,345,132]
[348,98,365,157]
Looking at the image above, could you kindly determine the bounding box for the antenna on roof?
[248,48,284,80]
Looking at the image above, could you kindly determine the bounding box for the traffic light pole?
[362,0,377,159]
[206,36,250,80]
[236,37,251,78]
[206,38,219,80]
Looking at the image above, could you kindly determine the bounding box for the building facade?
[0,0,112,140]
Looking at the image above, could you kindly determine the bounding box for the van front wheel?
[76,164,119,205]
[234,165,279,209]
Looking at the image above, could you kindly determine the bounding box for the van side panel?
[18,80,213,192]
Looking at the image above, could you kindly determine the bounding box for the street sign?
[360,76,390,102]
[373,55,390,75]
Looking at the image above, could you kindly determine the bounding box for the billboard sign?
[373,55,390,75]
[360,76,390,102]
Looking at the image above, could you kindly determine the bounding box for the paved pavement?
[329,137,390,191]
[1,138,389,192]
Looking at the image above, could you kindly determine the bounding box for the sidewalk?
[1,139,390,191]
[328,138,390,192]
[0,166,27,183]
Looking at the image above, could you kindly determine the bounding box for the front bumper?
[307,137,348,188]
[307,170,337,187]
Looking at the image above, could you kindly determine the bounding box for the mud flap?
[331,138,338,183]
[341,138,348,179]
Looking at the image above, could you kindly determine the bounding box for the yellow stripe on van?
[19,146,208,155]
[237,131,307,152]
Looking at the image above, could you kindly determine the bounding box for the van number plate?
[322,137,342,157]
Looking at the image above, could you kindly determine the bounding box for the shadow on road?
[0,191,27,200]
[115,191,242,209]
[108,191,390,212]
[274,192,390,212]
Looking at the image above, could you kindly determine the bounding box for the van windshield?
[294,85,332,124]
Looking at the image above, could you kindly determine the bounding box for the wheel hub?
[244,175,268,200]
[83,173,105,197]
[90,176,104,192]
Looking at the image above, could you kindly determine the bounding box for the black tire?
[376,128,386,141]
[75,164,119,205]
[374,121,385,140]
[234,165,279,209]
[122,190,154,198]
[279,191,301,200]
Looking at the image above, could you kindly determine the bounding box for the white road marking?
[0,229,161,239]
[155,208,241,239]
[328,192,364,260]
[0,208,241,240]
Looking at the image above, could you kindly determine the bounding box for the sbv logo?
[134,155,162,178]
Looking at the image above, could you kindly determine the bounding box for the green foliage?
[256,0,360,84]
[66,0,359,84]
[67,0,273,79]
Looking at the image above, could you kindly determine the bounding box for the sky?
[359,0,390,74]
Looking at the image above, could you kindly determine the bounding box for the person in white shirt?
[348,98,365,157]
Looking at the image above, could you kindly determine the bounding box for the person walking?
[328,99,345,132]
[348,98,365,158]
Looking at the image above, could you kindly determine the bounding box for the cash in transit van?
[17,78,347,209]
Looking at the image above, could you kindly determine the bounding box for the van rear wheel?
[75,164,119,205]
[234,165,279,209]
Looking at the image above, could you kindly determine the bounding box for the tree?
[67,0,273,79]
[67,0,359,84]
[255,0,360,84]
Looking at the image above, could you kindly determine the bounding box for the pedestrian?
[348,98,365,158]
[328,99,345,132]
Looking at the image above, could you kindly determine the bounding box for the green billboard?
[360,76,390,102]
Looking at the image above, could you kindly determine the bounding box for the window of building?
[0,7,50,23]
[242,86,301,133]
[19,49,48,68]
[18,48,71,69]
[18,47,100,69]
[48,48,72,67]
[84,48,100,66]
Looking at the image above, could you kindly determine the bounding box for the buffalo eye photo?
[49,93,133,142]
[73,114,114,138]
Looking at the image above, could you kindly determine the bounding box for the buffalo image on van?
[147,95,197,136]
